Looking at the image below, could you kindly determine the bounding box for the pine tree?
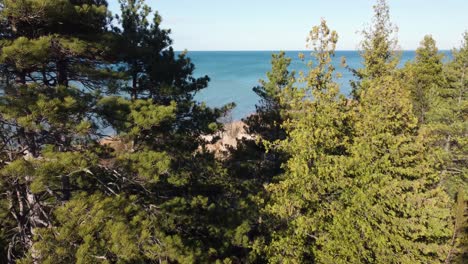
[403,35,446,124]
[113,1,238,261]
[263,1,453,262]
[224,51,295,262]
[446,187,467,263]
[320,1,451,262]
[434,32,468,196]
[311,2,452,261]
[348,0,399,100]
[262,19,352,263]
[435,32,468,263]
[0,0,117,261]
[112,0,225,154]
[22,0,240,262]
[229,51,293,186]
[323,74,452,263]
[402,34,467,262]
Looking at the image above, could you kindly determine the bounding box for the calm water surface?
[186,51,450,120]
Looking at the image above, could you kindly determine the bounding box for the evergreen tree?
[402,33,468,264]
[262,19,352,262]
[112,1,239,262]
[0,0,117,261]
[403,34,467,262]
[246,52,294,142]
[436,33,468,263]
[434,32,468,196]
[324,74,452,263]
[348,0,399,99]
[229,51,293,186]
[225,51,295,262]
[0,0,463,263]
[24,0,240,262]
[446,187,467,263]
[310,3,453,261]
[403,35,446,124]
[263,2,453,263]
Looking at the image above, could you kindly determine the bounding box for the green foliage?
[29,192,202,263]
[128,99,176,135]
[13,0,241,262]
[262,19,352,263]
[403,32,467,263]
[26,193,143,263]
[117,150,171,183]
[230,51,294,181]
[403,30,466,200]
[246,51,294,143]
[349,0,399,100]
[261,2,454,263]
[403,35,446,124]
[224,51,296,262]
[327,74,452,263]
[0,0,465,263]
[446,188,468,263]
[0,1,116,260]
[436,32,468,196]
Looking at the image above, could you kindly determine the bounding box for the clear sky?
[108,0,468,51]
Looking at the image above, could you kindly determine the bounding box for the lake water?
[187,50,450,120]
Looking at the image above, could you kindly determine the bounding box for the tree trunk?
[131,63,138,100]
[56,59,68,87]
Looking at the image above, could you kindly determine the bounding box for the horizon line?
[176,49,451,52]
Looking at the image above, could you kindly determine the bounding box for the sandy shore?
[201,120,254,155]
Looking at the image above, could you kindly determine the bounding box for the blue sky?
[108,0,468,51]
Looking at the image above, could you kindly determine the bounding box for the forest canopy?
[0,0,466,263]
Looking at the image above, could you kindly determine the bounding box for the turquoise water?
[187,51,450,120]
